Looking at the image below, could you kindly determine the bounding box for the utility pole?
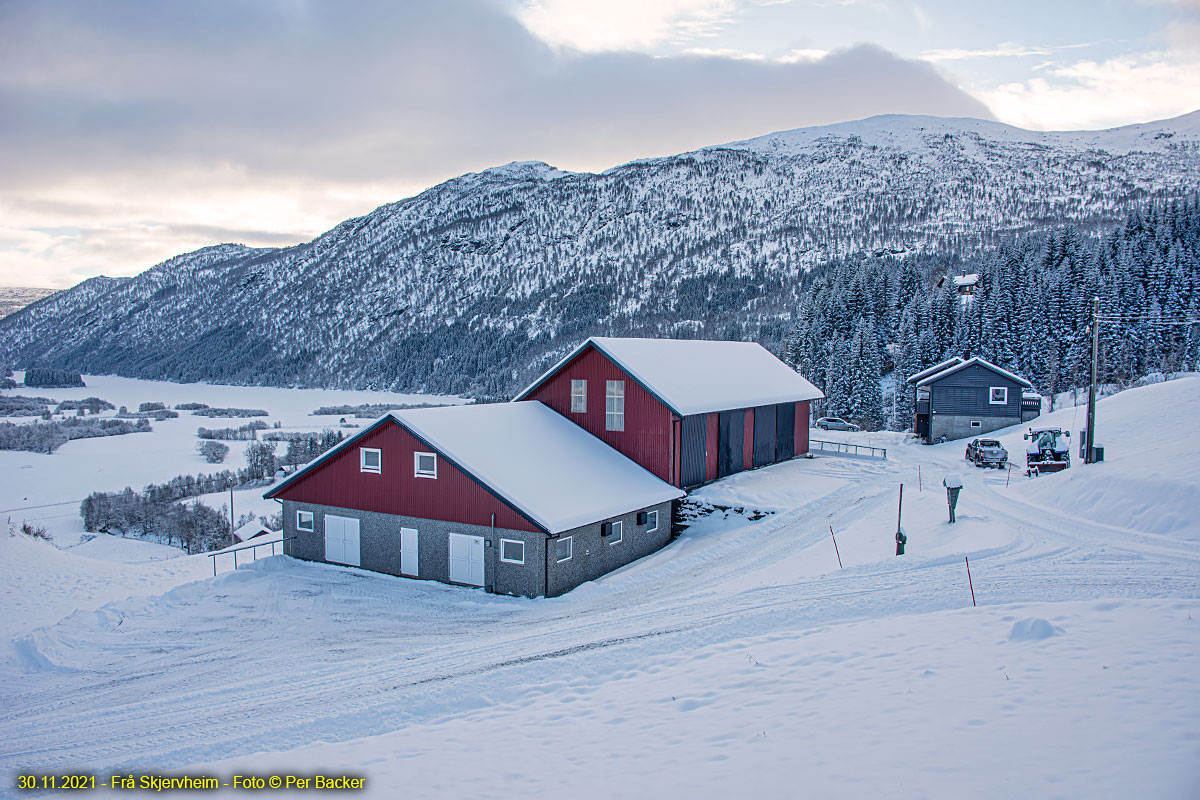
[1085,296,1099,464]
[230,486,235,546]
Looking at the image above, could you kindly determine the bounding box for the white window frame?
[360,447,382,474]
[570,379,587,414]
[608,520,623,545]
[970,420,982,429]
[296,510,314,532]
[606,380,625,431]
[989,387,1008,405]
[499,538,525,565]
[556,536,573,562]
[414,451,438,479]
[645,510,658,533]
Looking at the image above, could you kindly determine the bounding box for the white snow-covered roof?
[391,402,683,534]
[915,356,1033,389]
[907,357,964,384]
[1023,391,1042,400]
[517,337,823,416]
[234,522,276,542]
[953,274,979,287]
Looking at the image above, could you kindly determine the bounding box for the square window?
[607,520,623,545]
[296,510,314,532]
[570,379,587,413]
[605,380,625,431]
[645,510,658,533]
[989,387,1008,405]
[500,538,525,564]
[556,536,573,562]
[360,447,382,474]
[414,451,437,478]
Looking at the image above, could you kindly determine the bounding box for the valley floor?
[1,378,1198,798]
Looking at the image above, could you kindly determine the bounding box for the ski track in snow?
[0,379,1198,797]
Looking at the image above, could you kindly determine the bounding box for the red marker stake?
[965,555,976,607]
[830,525,843,569]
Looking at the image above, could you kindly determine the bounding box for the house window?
[607,520,623,545]
[571,379,587,413]
[360,448,382,474]
[645,510,658,533]
[499,539,525,564]
[296,510,314,532]
[970,420,982,429]
[606,380,625,431]
[989,387,1008,405]
[414,452,437,478]
[556,536,573,562]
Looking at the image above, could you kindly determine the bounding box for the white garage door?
[448,532,484,587]
[324,515,361,567]
[400,527,419,577]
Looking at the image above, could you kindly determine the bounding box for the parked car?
[965,438,1008,468]
[815,416,860,432]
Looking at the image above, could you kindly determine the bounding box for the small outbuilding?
[514,337,824,489]
[908,356,1036,443]
[265,402,683,597]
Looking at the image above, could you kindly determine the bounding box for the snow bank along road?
[1,378,1198,798]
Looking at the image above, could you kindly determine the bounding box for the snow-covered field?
[1,377,1198,798]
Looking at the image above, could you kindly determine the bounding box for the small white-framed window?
[989,387,1008,405]
[360,447,382,474]
[414,451,437,478]
[606,380,625,431]
[570,379,587,413]
[499,538,525,564]
[645,510,658,533]
[607,520,623,545]
[970,420,982,429]
[556,536,573,562]
[296,510,314,532]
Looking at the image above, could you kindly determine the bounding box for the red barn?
[514,337,824,489]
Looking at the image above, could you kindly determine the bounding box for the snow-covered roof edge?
[512,339,681,413]
[907,357,964,384]
[915,356,1033,388]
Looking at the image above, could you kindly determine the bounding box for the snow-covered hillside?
[1,376,1196,798]
[2,112,1197,396]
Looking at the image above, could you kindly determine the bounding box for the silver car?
[815,416,860,432]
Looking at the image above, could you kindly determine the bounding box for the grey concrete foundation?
[930,413,1019,442]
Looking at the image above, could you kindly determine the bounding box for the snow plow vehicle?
[966,438,1008,469]
[1024,427,1071,476]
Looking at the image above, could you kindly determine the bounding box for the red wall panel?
[524,345,678,484]
[705,412,718,482]
[743,409,754,469]
[272,421,539,532]
[795,401,810,455]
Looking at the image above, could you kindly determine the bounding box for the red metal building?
[514,337,823,489]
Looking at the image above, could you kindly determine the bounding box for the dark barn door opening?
[775,402,795,461]
[681,414,708,489]
[753,405,777,468]
[718,410,744,478]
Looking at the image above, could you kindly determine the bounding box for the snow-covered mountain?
[3,111,1199,396]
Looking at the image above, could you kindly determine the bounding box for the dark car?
[966,438,1008,468]
[815,416,860,432]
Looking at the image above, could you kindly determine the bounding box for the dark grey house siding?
[752,405,777,468]
[929,364,1023,418]
[680,414,707,489]
[774,402,795,461]
[281,498,673,598]
[718,409,744,477]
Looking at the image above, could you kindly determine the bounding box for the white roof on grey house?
[907,357,964,384]
[518,337,824,416]
[915,356,1033,389]
[953,273,980,287]
[392,402,683,534]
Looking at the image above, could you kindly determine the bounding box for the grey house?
[908,357,1038,443]
[265,402,684,597]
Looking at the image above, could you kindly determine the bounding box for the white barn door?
[324,515,361,567]
[448,533,484,586]
[400,527,419,576]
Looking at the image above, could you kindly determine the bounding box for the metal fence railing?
[809,439,887,460]
[207,536,294,576]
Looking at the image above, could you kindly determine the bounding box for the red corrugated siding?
[705,412,718,482]
[271,421,539,532]
[795,401,810,455]
[742,409,754,468]
[524,345,677,484]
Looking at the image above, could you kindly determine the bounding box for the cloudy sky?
[2,0,1198,289]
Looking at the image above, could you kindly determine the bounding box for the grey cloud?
[0,0,992,191]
